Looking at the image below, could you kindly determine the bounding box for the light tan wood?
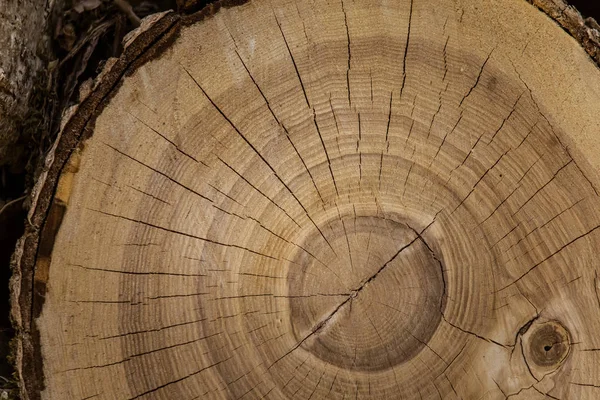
[17,0,600,398]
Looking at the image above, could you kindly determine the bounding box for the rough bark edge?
[10,3,252,398]
[526,0,600,66]
[9,10,183,400]
[7,0,595,399]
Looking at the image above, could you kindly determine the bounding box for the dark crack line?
[561,143,600,197]
[329,95,344,158]
[103,142,212,203]
[273,293,350,299]
[431,114,463,167]
[385,91,393,142]
[207,184,243,206]
[452,149,509,214]
[480,154,545,229]
[127,356,232,400]
[516,290,540,320]
[479,184,521,226]
[502,198,584,253]
[266,234,421,371]
[427,87,444,140]
[369,69,374,104]
[99,317,208,340]
[400,0,414,97]
[491,223,521,249]
[341,0,351,107]
[358,113,363,186]
[378,152,384,191]
[515,121,537,149]
[595,271,600,310]
[365,311,407,368]
[406,224,447,311]
[459,48,494,107]
[232,49,326,206]
[146,292,209,300]
[520,337,540,382]
[327,370,339,397]
[487,92,523,145]
[492,378,507,398]
[399,322,447,366]
[532,386,561,400]
[245,215,329,267]
[126,110,208,167]
[442,35,450,82]
[498,221,600,291]
[217,157,300,229]
[237,272,286,280]
[184,65,338,253]
[445,126,487,186]
[273,12,339,198]
[442,313,511,349]
[273,12,310,107]
[351,235,420,294]
[64,332,221,373]
[341,219,355,273]
[88,208,278,260]
[511,60,599,198]
[103,147,246,224]
[436,342,467,379]
[180,66,308,218]
[69,263,206,277]
[376,300,410,318]
[506,382,547,400]
[405,119,416,147]
[402,161,415,199]
[512,156,570,215]
[313,107,340,196]
[570,382,600,389]
[446,375,460,399]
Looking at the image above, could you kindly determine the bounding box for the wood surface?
[11,0,600,398]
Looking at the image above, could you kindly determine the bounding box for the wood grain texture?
[13,0,600,399]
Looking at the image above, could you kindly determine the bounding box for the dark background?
[569,0,600,19]
[0,0,599,394]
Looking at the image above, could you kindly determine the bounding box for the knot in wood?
[526,321,571,368]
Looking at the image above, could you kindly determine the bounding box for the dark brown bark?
[0,0,61,172]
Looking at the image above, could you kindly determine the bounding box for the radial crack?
[267,234,420,370]
[181,65,338,253]
[442,312,511,349]
[126,111,207,167]
[400,0,414,97]
[341,0,351,106]
[498,220,600,291]
[459,48,494,107]
[233,49,326,205]
[595,271,600,310]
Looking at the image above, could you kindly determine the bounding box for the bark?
[527,0,600,65]
[0,0,61,171]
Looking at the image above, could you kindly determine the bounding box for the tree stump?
[12,0,600,399]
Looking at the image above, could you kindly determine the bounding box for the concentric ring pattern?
[38,0,600,399]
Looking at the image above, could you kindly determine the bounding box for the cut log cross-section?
[11,0,600,399]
